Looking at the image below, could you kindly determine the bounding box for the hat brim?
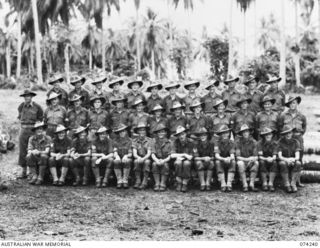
[165,84,180,90]
[91,78,107,85]
[194,131,209,136]
[205,81,220,90]
[134,126,149,133]
[74,127,89,135]
[285,96,301,107]
[237,127,252,134]
[32,124,47,131]
[213,99,228,109]
[70,96,84,103]
[132,100,146,107]
[90,97,106,106]
[190,103,205,111]
[20,92,37,97]
[184,82,200,90]
[216,128,231,134]
[128,80,143,89]
[174,129,187,136]
[260,130,275,136]
[114,126,129,133]
[46,94,62,103]
[236,99,252,108]
[150,107,164,113]
[260,98,276,107]
[109,80,124,89]
[111,98,127,106]
[244,77,259,85]
[55,127,69,134]
[266,77,282,84]
[147,84,163,92]
[153,127,168,133]
[280,128,295,135]
[95,129,111,135]
[48,77,64,85]
[170,105,185,112]
[70,78,86,85]
[224,77,240,84]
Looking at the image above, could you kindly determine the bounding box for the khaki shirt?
[68,89,90,109]
[188,114,212,133]
[67,107,89,129]
[47,88,69,108]
[132,136,154,157]
[214,138,235,158]
[232,110,256,134]
[257,140,278,157]
[110,109,130,129]
[183,94,201,112]
[28,134,52,152]
[125,91,146,110]
[245,89,263,114]
[264,88,285,113]
[51,137,72,154]
[222,88,241,110]
[44,105,67,126]
[280,110,306,134]
[168,115,188,135]
[146,95,164,113]
[18,102,43,125]
[92,138,113,155]
[235,137,258,158]
[71,138,92,154]
[277,137,301,158]
[152,138,173,159]
[201,93,222,114]
[113,136,132,158]
[163,94,184,115]
[256,110,280,133]
[212,113,233,133]
[88,109,110,130]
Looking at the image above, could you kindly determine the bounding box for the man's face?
[138,128,147,138]
[228,81,236,88]
[74,99,81,108]
[169,87,176,95]
[116,101,124,109]
[217,103,225,112]
[188,85,196,93]
[240,101,248,110]
[35,128,43,136]
[194,106,202,114]
[270,81,278,90]
[154,110,162,118]
[136,103,144,112]
[178,131,187,141]
[119,130,127,138]
[79,132,87,140]
[285,131,293,139]
[263,101,272,111]
[221,132,229,139]
[157,130,166,139]
[131,83,140,91]
[289,100,298,110]
[58,131,66,140]
[151,87,158,96]
[93,100,102,109]
[209,86,216,94]
[53,82,60,90]
[95,82,103,90]
[51,97,59,106]
[113,83,120,91]
[200,134,208,142]
[174,108,182,117]
[99,132,107,140]
[75,81,82,89]
[24,96,32,103]
[242,130,250,139]
[248,80,257,90]
[265,133,273,142]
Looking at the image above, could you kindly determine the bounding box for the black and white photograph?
[0,0,319,244]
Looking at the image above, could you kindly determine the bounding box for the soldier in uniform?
[163,82,183,118]
[194,127,215,191]
[171,126,197,192]
[148,104,168,137]
[126,78,146,111]
[263,76,285,113]
[110,97,130,130]
[129,98,149,136]
[49,125,72,186]
[68,75,90,109]
[151,123,173,192]
[235,124,259,192]
[91,127,114,188]
[17,90,43,179]
[107,77,126,108]
[90,74,110,111]
[222,76,241,111]
[183,81,201,113]
[46,74,69,108]
[211,99,232,134]
[244,76,263,114]
[146,82,164,112]
[44,92,67,137]
[26,121,51,185]
[167,101,188,138]
[201,80,221,116]
[132,123,153,190]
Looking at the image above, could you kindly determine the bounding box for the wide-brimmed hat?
[91,74,107,85]
[205,80,220,90]
[48,74,64,85]
[213,99,228,109]
[109,77,125,89]
[150,104,164,113]
[111,97,127,106]
[184,81,200,90]
[285,96,301,108]
[128,77,143,89]
[260,95,276,107]
[133,122,149,133]
[69,94,84,103]
[74,125,89,135]
[194,127,209,136]
[266,76,281,84]
[153,123,168,133]
[32,121,47,131]
[20,89,37,97]
[190,99,205,111]
[216,125,231,135]
[237,124,252,134]
[146,82,163,92]
[280,125,295,135]
[90,95,106,106]
[174,125,187,136]
[46,92,61,104]
[95,126,111,135]
[236,97,252,108]
[165,82,180,90]
[132,98,146,107]
[113,123,129,133]
[55,124,68,134]
[224,76,239,84]
[70,75,86,85]
[244,76,259,85]
[260,127,275,136]
[170,101,185,112]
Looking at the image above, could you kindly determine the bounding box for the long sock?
[114,169,122,184]
[92,167,100,182]
[49,167,58,181]
[141,172,149,186]
[291,172,298,186]
[261,172,268,186]
[280,172,290,187]
[123,168,131,183]
[160,175,167,187]
[250,172,257,187]
[153,173,160,186]
[38,166,46,181]
[60,167,68,182]
[134,171,141,185]
[268,172,277,186]
[226,172,235,187]
[83,165,90,181]
[218,173,226,187]
[206,170,213,186]
[103,168,112,183]
[198,170,205,186]
[240,172,248,187]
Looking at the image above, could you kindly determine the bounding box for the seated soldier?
[132,123,153,190]
[148,104,168,138]
[214,125,236,192]
[113,124,133,189]
[70,126,92,186]
[168,101,188,138]
[278,125,302,193]
[91,127,114,188]
[236,124,259,192]
[257,127,278,192]
[194,127,215,191]
[26,121,51,185]
[49,125,72,186]
[171,126,196,193]
[151,123,172,192]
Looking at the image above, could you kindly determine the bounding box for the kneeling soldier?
[236,124,259,192]
[278,125,302,193]
[151,123,172,192]
[113,124,132,189]
[70,126,92,186]
[214,125,236,192]
[171,126,196,192]
[91,127,114,188]
[194,127,215,191]
[132,123,153,190]
[49,125,72,186]
[27,121,51,185]
[257,127,278,191]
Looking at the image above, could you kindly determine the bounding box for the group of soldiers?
[16,72,307,193]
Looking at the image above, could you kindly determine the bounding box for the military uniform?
[256,110,280,136]
[257,139,278,173]
[201,93,222,115]
[211,113,232,133]
[222,88,241,111]
[146,95,164,113]
[263,88,285,113]
[232,110,256,135]
[110,109,130,129]
[66,107,89,137]
[91,89,110,111]
[152,137,172,178]
[163,94,184,117]
[245,89,263,114]
[168,115,188,137]
[47,88,69,108]
[49,136,72,168]
[183,94,201,113]
[68,89,90,109]
[88,109,110,140]
[148,116,168,137]
[44,105,67,137]
[126,91,146,111]
[187,114,212,137]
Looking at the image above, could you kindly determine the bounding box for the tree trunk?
[6,38,11,78]
[30,47,34,74]
[151,49,155,79]
[243,11,246,65]
[16,11,22,78]
[64,44,70,84]
[110,61,114,73]
[227,0,233,77]
[101,9,106,72]
[48,52,52,75]
[31,0,43,84]
[253,0,257,57]
[89,50,93,70]
[295,0,302,88]
[136,8,141,72]
[279,0,286,89]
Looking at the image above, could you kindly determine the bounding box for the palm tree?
[279,0,286,89]
[257,14,280,52]
[81,25,100,70]
[105,29,125,73]
[228,0,233,76]
[134,0,141,71]
[293,0,302,87]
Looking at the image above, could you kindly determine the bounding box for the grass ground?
[0,89,319,241]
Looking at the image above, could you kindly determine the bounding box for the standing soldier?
[110,97,130,130]
[132,123,153,190]
[183,81,201,113]
[263,76,285,113]
[70,126,92,186]
[222,76,241,111]
[148,104,168,137]
[194,127,215,191]
[244,76,263,114]
[90,74,110,111]
[26,121,51,185]
[48,125,72,186]
[146,82,164,112]
[107,77,126,108]
[129,98,149,135]
[91,127,114,188]
[44,92,67,137]
[163,82,183,118]
[151,123,173,192]
[17,90,43,179]
[113,124,133,189]
[126,78,146,111]
[214,125,236,192]
[211,99,232,134]
[201,80,221,116]
[278,125,302,193]
[280,96,306,187]
[68,75,90,109]
[171,126,196,192]
[168,101,188,138]
[46,74,69,108]
[235,124,259,192]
